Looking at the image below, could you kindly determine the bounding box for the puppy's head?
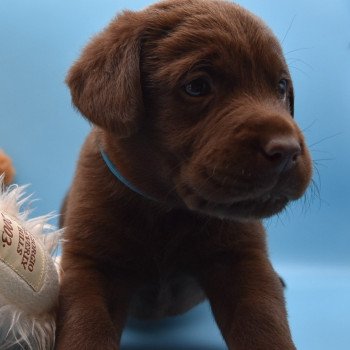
[67,0,312,220]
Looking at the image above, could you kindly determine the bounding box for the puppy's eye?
[278,79,288,98]
[184,78,211,97]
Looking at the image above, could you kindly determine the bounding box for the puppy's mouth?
[177,183,290,220]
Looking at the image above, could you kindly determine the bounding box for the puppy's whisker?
[275,210,286,226]
[289,65,310,78]
[300,179,318,214]
[285,203,294,221]
[286,57,314,71]
[310,179,321,202]
[301,119,318,133]
[312,162,322,184]
[311,161,327,170]
[285,47,313,55]
[281,14,297,44]
[300,192,309,214]
[312,157,335,162]
[309,132,342,148]
[309,149,331,154]
[298,163,323,212]
[308,179,322,211]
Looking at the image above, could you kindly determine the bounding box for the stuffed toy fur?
[0,175,61,349]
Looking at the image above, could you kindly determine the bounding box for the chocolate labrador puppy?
[56,0,312,349]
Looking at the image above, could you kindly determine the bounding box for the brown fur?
[56,1,312,349]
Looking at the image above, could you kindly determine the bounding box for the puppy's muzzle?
[176,106,312,220]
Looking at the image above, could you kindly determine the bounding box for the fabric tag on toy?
[0,211,46,292]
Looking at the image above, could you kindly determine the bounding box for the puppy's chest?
[126,213,236,319]
[143,215,200,270]
[124,209,208,319]
[107,207,237,281]
[122,211,201,268]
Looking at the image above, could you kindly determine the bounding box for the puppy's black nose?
[263,137,301,172]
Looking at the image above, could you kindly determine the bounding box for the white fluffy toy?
[0,176,61,349]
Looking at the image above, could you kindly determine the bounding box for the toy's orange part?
[0,150,15,185]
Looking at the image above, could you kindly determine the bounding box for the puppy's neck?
[97,129,179,206]
[100,148,158,202]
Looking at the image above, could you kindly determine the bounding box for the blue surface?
[0,1,349,349]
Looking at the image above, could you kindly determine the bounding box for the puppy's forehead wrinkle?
[148,54,216,89]
[147,45,284,93]
[142,8,285,90]
[144,0,279,54]
[155,17,271,55]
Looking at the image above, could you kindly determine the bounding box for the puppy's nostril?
[263,137,301,171]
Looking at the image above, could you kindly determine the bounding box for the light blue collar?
[100,149,157,202]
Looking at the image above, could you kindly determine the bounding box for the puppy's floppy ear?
[66,11,144,137]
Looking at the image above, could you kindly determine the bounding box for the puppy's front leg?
[55,263,131,350]
[199,230,296,349]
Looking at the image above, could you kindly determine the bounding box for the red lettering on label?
[1,212,13,246]
[28,236,36,272]
[21,230,31,270]
[17,226,25,255]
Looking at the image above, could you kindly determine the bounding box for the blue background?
[0,0,349,349]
